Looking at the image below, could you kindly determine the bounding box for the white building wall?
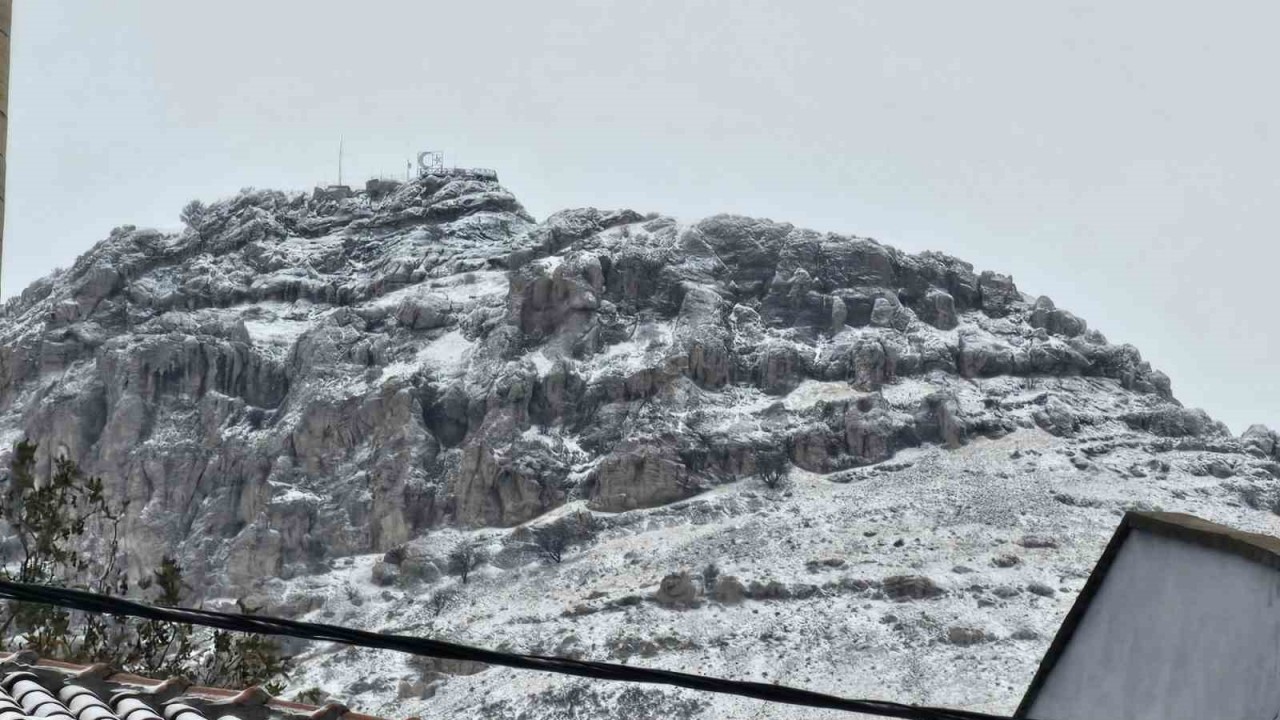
[1028,530,1280,720]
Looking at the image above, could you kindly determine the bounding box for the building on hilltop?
[415,151,497,182]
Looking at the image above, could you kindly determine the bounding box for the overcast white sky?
[8,2,1278,433]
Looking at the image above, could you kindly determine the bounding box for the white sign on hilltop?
[417,151,444,175]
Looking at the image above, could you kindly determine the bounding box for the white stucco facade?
[1026,530,1280,720]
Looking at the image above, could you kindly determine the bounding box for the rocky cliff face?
[4,174,1278,718]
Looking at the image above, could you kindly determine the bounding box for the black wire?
[0,579,1024,720]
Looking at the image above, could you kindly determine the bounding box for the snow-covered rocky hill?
[4,173,1280,718]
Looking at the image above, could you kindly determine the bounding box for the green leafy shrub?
[0,440,292,691]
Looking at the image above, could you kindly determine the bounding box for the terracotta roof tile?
[0,654,383,720]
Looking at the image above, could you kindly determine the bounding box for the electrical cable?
[0,578,1028,720]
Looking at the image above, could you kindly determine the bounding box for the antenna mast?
[338,138,344,186]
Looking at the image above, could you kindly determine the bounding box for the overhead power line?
[0,578,1026,720]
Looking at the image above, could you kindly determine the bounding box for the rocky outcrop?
[1029,296,1086,338]
[1242,424,1280,459]
[1122,407,1229,438]
[449,445,565,527]
[587,442,699,512]
[0,174,1224,597]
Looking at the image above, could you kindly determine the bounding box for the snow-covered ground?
[264,417,1280,720]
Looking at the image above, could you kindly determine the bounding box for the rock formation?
[0,173,1197,591]
[5,173,1280,718]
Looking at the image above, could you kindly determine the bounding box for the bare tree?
[530,522,574,564]
[447,542,489,584]
[756,452,791,491]
[527,513,598,564]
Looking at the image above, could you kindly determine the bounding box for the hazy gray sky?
[9,2,1278,433]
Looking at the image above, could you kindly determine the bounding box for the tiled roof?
[0,652,382,720]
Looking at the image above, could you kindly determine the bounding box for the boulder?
[654,572,700,608]
[977,271,1019,317]
[957,333,1018,378]
[915,392,966,449]
[881,575,945,601]
[395,294,452,330]
[1017,535,1060,549]
[870,296,913,330]
[1033,396,1079,437]
[1242,425,1279,459]
[946,626,990,646]
[1027,582,1056,597]
[400,555,443,584]
[916,289,958,330]
[1029,296,1087,338]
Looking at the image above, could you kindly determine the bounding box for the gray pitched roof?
[1014,511,1280,718]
